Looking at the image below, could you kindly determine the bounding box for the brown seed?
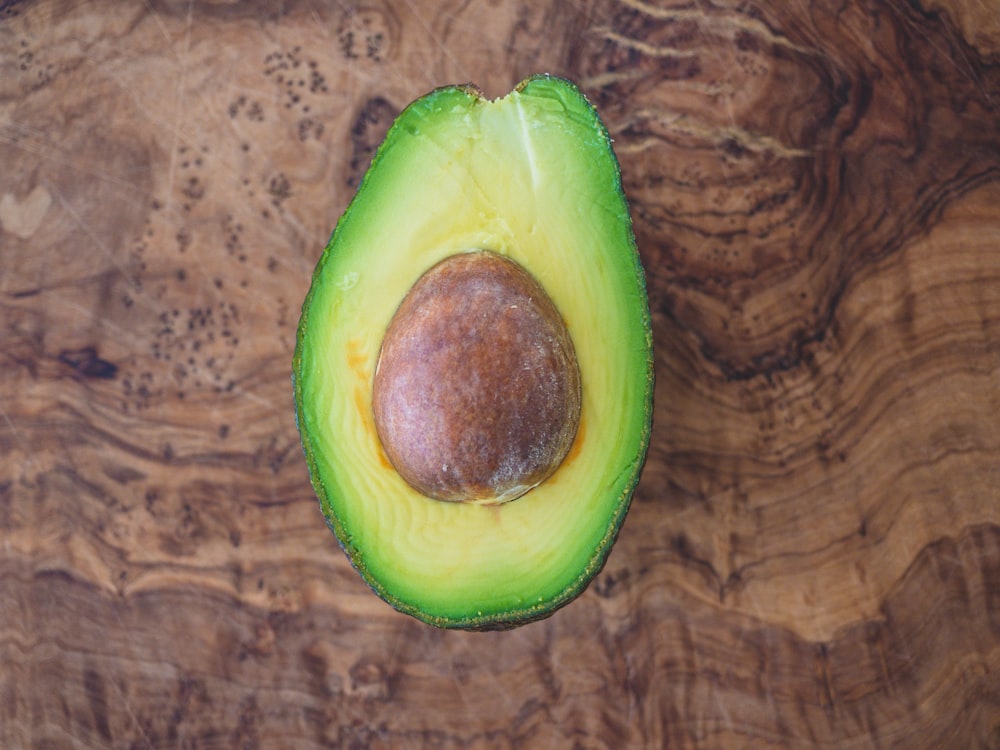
[372,251,581,504]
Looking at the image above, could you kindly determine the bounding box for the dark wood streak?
[573,0,1000,381]
[348,96,399,188]
[58,346,119,380]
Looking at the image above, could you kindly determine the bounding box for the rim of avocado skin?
[292,74,654,630]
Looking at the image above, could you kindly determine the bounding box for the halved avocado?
[293,75,653,629]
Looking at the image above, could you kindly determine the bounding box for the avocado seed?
[372,250,581,504]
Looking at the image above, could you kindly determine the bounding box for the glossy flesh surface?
[294,75,653,628]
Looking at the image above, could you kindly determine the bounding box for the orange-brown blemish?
[560,414,587,469]
[352,385,369,427]
[376,444,393,470]
[348,340,395,472]
[354,383,393,471]
[346,338,369,380]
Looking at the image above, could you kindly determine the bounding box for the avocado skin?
[293,74,654,630]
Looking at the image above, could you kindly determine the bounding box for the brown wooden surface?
[2,1,999,747]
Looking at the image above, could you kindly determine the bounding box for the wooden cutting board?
[2,1,999,747]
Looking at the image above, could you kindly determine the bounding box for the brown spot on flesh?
[372,251,581,504]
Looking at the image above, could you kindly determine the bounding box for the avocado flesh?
[294,75,653,628]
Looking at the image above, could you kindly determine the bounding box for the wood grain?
[2,0,999,747]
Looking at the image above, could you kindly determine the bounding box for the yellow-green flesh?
[294,76,652,627]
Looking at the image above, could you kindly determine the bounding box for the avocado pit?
[372,250,581,504]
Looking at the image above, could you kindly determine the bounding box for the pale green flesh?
[294,76,652,627]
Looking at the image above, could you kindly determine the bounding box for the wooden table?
[2,1,998,747]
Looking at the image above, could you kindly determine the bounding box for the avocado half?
[293,75,653,629]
